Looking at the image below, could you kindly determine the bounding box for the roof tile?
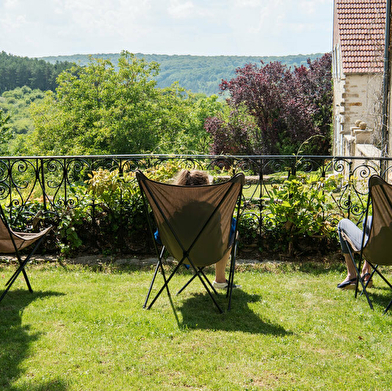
[335,0,386,73]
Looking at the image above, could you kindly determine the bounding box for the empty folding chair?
[0,205,52,303]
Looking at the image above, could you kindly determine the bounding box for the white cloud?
[0,0,333,57]
[168,0,195,18]
[3,0,19,8]
[233,0,263,8]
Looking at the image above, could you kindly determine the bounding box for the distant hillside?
[40,52,325,96]
[0,51,73,94]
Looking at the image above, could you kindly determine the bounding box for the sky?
[0,0,333,58]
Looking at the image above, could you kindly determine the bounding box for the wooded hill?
[0,51,73,94]
[40,52,325,95]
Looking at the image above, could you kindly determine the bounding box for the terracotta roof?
[335,0,386,73]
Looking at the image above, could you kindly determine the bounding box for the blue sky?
[0,0,333,58]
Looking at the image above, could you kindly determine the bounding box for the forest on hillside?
[40,52,324,95]
[0,51,74,94]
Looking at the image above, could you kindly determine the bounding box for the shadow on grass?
[357,284,392,314]
[0,290,67,391]
[177,289,290,336]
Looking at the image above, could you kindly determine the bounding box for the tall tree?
[206,53,332,155]
[24,51,221,156]
[28,52,160,155]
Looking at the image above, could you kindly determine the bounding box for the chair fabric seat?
[0,225,51,253]
[363,177,392,267]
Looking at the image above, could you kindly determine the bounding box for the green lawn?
[1,259,392,391]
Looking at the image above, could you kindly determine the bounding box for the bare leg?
[338,218,372,284]
[361,261,371,278]
[343,255,371,280]
[214,252,230,283]
[344,253,357,280]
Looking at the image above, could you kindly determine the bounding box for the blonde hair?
[175,169,209,186]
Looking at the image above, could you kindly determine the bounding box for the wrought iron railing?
[0,154,390,220]
[0,154,390,253]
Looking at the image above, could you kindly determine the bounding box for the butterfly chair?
[136,170,244,313]
[0,205,52,303]
[344,175,392,313]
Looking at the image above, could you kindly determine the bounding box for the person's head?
[175,169,209,186]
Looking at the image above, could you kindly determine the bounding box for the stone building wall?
[333,73,383,155]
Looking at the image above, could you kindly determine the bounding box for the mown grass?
[1,259,392,391]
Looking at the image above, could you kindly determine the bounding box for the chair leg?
[358,265,377,297]
[22,269,33,293]
[227,243,237,310]
[372,265,392,290]
[383,299,392,315]
[144,260,160,308]
[5,267,33,292]
[191,265,223,314]
[177,272,198,296]
[144,247,166,308]
[147,261,181,310]
[177,267,218,296]
[199,268,218,294]
[0,256,34,303]
[146,252,224,314]
[348,248,373,310]
[6,259,33,292]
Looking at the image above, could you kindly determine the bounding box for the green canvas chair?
[345,175,392,313]
[136,170,244,313]
[0,205,52,303]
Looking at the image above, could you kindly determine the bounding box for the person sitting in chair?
[154,169,239,290]
[337,216,372,290]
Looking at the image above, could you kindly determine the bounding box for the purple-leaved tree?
[205,53,332,155]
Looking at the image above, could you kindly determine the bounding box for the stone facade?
[332,0,386,158]
[333,72,383,156]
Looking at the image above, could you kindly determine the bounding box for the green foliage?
[56,185,92,255]
[0,51,73,94]
[86,168,138,209]
[0,86,46,154]
[263,174,337,255]
[154,85,222,154]
[21,52,221,156]
[26,52,161,155]
[85,160,190,203]
[0,107,12,154]
[237,213,260,246]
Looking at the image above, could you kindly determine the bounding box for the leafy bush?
[57,161,208,255]
[262,174,338,256]
[47,162,341,258]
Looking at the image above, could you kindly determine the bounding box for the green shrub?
[58,161,207,255]
[47,163,342,257]
[261,174,338,256]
